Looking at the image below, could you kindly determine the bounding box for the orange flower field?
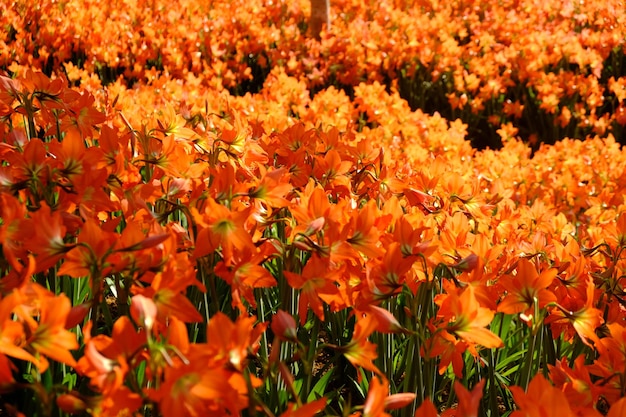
[1,0,626,416]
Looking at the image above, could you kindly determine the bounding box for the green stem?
[258,290,269,359]
[405,336,420,416]
[302,316,320,397]
[487,349,500,417]
[519,325,538,390]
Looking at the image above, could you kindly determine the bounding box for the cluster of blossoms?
[3,0,625,140]
[1,0,626,416]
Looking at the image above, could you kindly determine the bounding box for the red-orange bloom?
[192,198,255,266]
[343,199,384,259]
[589,322,626,404]
[509,374,576,417]
[21,289,78,371]
[350,376,415,417]
[363,243,416,301]
[203,312,267,372]
[77,317,145,395]
[0,291,40,377]
[152,288,204,324]
[247,166,293,208]
[279,397,327,417]
[284,255,344,325]
[90,386,143,417]
[214,241,277,313]
[548,355,601,412]
[154,313,266,416]
[426,326,468,378]
[351,377,390,417]
[497,258,557,316]
[25,202,70,273]
[56,392,87,414]
[156,365,254,417]
[546,278,603,347]
[59,90,106,139]
[436,282,503,349]
[343,313,382,379]
[0,193,33,272]
[271,309,298,342]
[442,379,485,417]
[414,399,439,417]
[608,398,626,417]
[57,218,117,279]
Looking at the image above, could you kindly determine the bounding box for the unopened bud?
[56,393,87,414]
[271,310,297,342]
[384,392,416,410]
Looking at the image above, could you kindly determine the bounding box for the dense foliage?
[1,1,626,416]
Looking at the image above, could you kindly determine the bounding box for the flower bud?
[56,393,87,414]
[131,294,157,331]
[271,310,297,342]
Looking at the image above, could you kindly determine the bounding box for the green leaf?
[62,372,77,390]
[347,370,369,400]
[307,368,334,402]
[495,350,526,378]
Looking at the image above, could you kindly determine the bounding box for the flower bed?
[1,1,626,416]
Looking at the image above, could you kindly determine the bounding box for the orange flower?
[59,90,106,139]
[426,326,468,378]
[546,278,603,347]
[57,218,117,279]
[154,366,207,417]
[363,243,415,300]
[548,356,601,412]
[135,250,205,324]
[442,379,485,417]
[152,288,204,324]
[585,322,626,404]
[312,148,352,192]
[284,255,344,325]
[21,289,78,371]
[359,305,406,334]
[203,312,266,372]
[0,249,36,294]
[351,377,390,417]
[0,291,40,377]
[344,199,384,259]
[343,313,382,379]
[247,166,293,209]
[192,197,255,266]
[289,182,336,237]
[497,258,557,316]
[604,212,626,250]
[279,397,327,417]
[56,392,87,414]
[90,386,142,417]
[510,374,576,417]
[156,365,254,417]
[415,399,439,417]
[436,282,503,349]
[214,241,277,313]
[392,215,437,261]
[0,75,20,110]
[25,202,70,273]
[0,191,33,272]
[502,99,525,119]
[350,376,415,417]
[608,398,626,417]
[152,313,266,416]
[77,317,145,395]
